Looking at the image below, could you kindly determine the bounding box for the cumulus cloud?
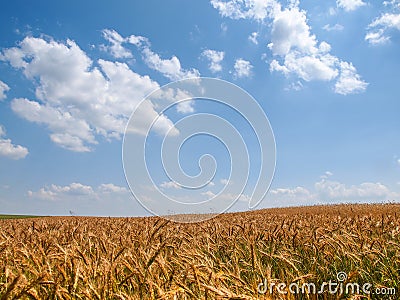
[220,178,230,185]
[28,182,129,201]
[366,13,400,45]
[268,5,367,93]
[371,13,400,30]
[315,179,396,202]
[127,34,200,80]
[201,49,225,73]
[0,80,10,100]
[267,7,318,56]
[210,0,280,21]
[233,58,253,78]
[248,31,259,44]
[268,186,314,206]
[0,125,29,160]
[336,0,366,12]
[334,62,368,95]
[1,35,178,152]
[141,47,200,80]
[365,29,390,45]
[320,171,334,179]
[152,87,195,115]
[160,181,182,189]
[265,174,399,207]
[176,100,195,114]
[211,0,367,94]
[98,183,129,194]
[201,190,216,199]
[101,29,133,59]
[323,24,344,31]
[267,6,352,90]
[11,97,96,152]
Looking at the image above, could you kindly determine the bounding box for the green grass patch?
[0,214,41,220]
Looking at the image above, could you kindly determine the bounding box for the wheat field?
[0,204,399,299]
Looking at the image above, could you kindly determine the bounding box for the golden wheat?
[0,203,399,299]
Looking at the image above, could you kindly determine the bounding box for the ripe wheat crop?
[0,203,399,299]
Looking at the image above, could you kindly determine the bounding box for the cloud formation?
[211,0,368,95]
[266,173,399,207]
[336,0,366,12]
[28,182,129,201]
[248,32,259,44]
[101,29,133,59]
[366,12,400,45]
[0,125,29,160]
[233,58,253,78]
[127,33,200,80]
[202,49,225,73]
[0,80,9,100]
[1,36,176,152]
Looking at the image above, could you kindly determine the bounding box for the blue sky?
[0,0,399,216]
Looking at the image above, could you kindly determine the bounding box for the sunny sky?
[0,0,399,216]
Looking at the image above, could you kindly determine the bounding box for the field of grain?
[0,204,399,299]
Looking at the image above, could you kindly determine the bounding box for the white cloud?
[141,47,200,80]
[11,97,96,152]
[201,49,225,73]
[328,7,338,16]
[264,185,317,207]
[203,192,250,202]
[233,58,253,78]
[211,0,364,92]
[267,5,366,93]
[127,35,200,80]
[320,171,334,179]
[220,178,230,185]
[284,80,303,91]
[1,35,177,152]
[98,183,129,194]
[334,62,368,95]
[336,0,366,12]
[265,174,399,207]
[155,87,195,115]
[160,181,182,189]
[366,13,400,45]
[0,124,29,160]
[28,182,129,201]
[323,24,344,31]
[271,51,338,82]
[315,179,396,202]
[176,100,195,114]
[101,29,133,59]
[370,13,400,29]
[0,80,10,100]
[268,7,339,82]
[210,0,367,94]
[127,34,148,46]
[365,29,390,45]
[384,0,400,8]
[268,7,317,56]
[248,32,259,44]
[221,23,228,34]
[202,190,216,199]
[210,0,280,21]
[51,182,95,196]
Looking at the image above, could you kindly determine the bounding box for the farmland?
[0,203,399,299]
